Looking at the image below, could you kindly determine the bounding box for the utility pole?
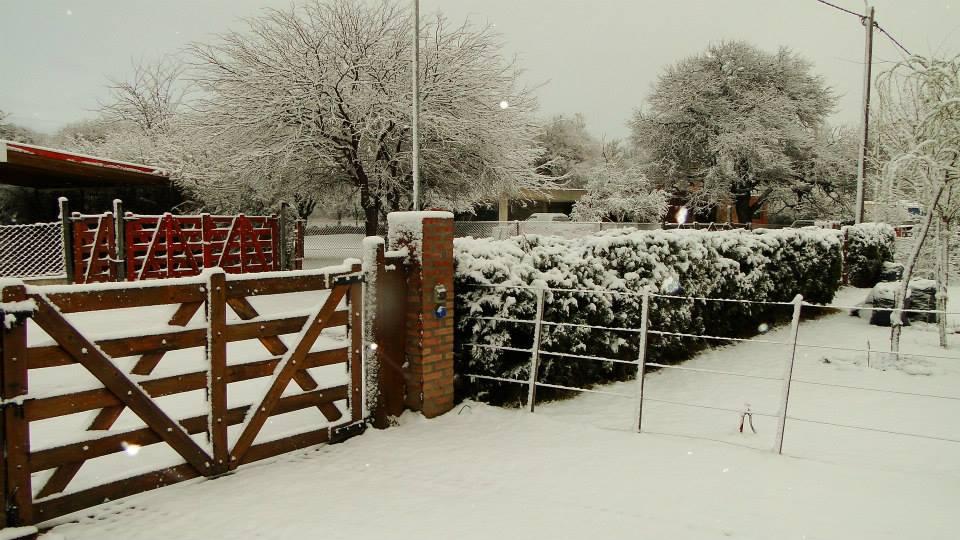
[411,0,421,211]
[854,5,875,224]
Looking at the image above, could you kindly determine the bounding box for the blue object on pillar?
[435,305,448,319]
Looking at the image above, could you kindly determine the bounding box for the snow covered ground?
[36,287,960,540]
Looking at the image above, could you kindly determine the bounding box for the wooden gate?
[1,266,363,528]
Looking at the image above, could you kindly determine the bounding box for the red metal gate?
[71,212,283,283]
[126,214,280,281]
[71,213,118,283]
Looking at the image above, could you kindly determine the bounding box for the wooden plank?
[30,302,328,370]
[240,427,331,465]
[29,328,206,369]
[30,297,213,475]
[349,277,363,422]
[43,283,206,314]
[35,462,82,499]
[225,274,332,298]
[30,386,348,472]
[34,464,201,523]
[0,395,6,530]
[230,285,348,466]
[2,284,34,526]
[226,297,323,394]
[226,297,288,355]
[207,272,229,474]
[86,301,204,437]
[25,349,347,421]
[131,301,202,375]
[225,310,348,342]
[374,255,408,425]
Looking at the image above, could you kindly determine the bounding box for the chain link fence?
[301,222,387,269]
[453,221,767,239]
[0,222,64,279]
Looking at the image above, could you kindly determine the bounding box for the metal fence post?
[526,287,546,413]
[294,219,305,270]
[59,197,75,284]
[634,287,651,433]
[774,294,804,454]
[113,199,126,281]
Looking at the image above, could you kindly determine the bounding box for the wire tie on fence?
[739,403,757,434]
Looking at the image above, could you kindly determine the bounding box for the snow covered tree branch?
[630,41,841,223]
[571,164,668,222]
[875,54,960,352]
[186,0,550,234]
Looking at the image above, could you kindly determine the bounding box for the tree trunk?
[364,203,379,237]
[890,182,947,354]
[936,217,949,348]
[734,193,754,224]
[355,168,380,236]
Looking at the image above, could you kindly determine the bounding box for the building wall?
[0,185,183,224]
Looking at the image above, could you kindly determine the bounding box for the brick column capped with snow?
[387,211,455,418]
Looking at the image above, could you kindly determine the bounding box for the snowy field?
[36,287,960,540]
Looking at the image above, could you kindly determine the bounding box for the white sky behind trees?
[1,0,958,139]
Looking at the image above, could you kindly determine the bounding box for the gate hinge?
[329,422,366,444]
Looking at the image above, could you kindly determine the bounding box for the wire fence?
[460,283,960,456]
[0,222,64,279]
[452,220,778,239]
[301,223,386,269]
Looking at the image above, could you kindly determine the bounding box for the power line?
[875,22,912,56]
[813,0,912,57]
[814,0,864,18]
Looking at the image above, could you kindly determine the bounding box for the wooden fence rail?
[1,266,364,529]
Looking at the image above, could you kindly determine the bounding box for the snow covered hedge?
[454,228,843,403]
[843,223,896,288]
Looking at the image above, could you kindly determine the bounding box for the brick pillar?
[387,211,455,418]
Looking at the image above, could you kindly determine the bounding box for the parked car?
[525,213,570,222]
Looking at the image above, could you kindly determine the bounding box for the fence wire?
[0,222,64,278]
[460,282,960,452]
[301,223,386,267]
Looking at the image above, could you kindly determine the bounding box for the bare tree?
[100,57,190,134]
[187,0,549,235]
[875,55,960,353]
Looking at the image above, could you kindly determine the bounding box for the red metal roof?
[0,139,171,188]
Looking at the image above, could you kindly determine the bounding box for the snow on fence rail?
[0,266,365,529]
[0,222,64,279]
[459,283,960,455]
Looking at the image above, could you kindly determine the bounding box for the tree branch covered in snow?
[874,55,960,352]
[630,41,845,223]
[571,164,669,222]
[185,0,551,233]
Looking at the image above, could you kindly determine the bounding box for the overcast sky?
[2,0,958,140]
